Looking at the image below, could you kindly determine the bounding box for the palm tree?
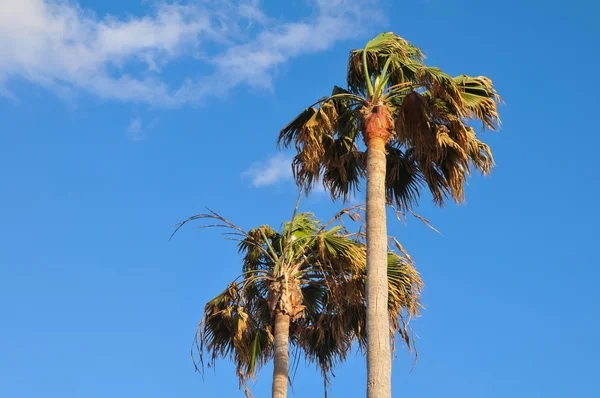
[173,207,422,397]
[278,32,501,397]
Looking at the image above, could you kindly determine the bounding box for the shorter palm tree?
[172,206,423,397]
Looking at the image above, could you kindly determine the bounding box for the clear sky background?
[1,0,599,397]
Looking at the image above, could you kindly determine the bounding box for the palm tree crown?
[279,32,501,207]
[175,209,422,396]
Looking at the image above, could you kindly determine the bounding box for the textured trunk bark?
[365,135,391,398]
[272,312,290,398]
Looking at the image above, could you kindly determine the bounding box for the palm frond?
[193,282,274,391]
[322,146,366,202]
[338,247,423,356]
[453,74,502,130]
[347,32,424,95]
[384,145,424,208]
[465,127,495,175]
[280,87,367,199]
[395,91,436,158]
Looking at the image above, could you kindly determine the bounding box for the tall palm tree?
[278,32,501,397]
[173,208,422,397]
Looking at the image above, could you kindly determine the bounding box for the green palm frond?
[347,32,424,95]
[387,253,423,319]
[239,225,280,273]
[453,74,501,130]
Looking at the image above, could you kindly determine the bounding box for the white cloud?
[242,154,293,187]
[126,118,143,141]
[242,153,364,205]
[241,154,335,195]
[0,0,383,105]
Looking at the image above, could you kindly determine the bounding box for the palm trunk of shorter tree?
[365,134,392,398]
[272,311,291,398]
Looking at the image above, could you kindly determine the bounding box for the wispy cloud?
[242,154,293,187]
[126,118,144,141]
[241,154,332,195]
[0,0,383,105]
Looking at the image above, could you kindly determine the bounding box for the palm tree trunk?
[272,311,290,398]
[365,135,392,398]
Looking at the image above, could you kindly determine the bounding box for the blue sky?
[1,0,599,397]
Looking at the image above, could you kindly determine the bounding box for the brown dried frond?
[395,91,436,157]
[384,145,424,208]
[465,127,495,175]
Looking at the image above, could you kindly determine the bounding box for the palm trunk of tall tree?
[272,311,291,398]
[365,105,392,398]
